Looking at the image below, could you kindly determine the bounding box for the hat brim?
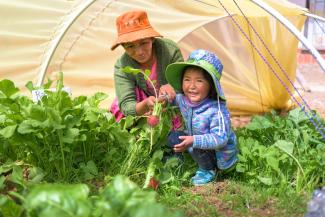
[111,27,162,50]
[165,62,226,100]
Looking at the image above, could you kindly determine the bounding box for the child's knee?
[167,130,187,148]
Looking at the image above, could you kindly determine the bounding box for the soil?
[231,64,325,128]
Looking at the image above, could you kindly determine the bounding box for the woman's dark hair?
[181,65,219,100]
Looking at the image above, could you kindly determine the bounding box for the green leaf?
[85,110,98,123]
[257,176,273,185]
[274,140,305,177]
[239,146,250,159]
[25,81,34,92]
[0,79,19,98]
[0,90,6,99]
[302,130,309,145]
[62,128,79,144]
[274,140,293,155]
[43,78,54,89]
[63,114,80,128]
[0,125,17,138]
[80,161,98,180]
[96,176,184,217]
[0,114,6,123]
[0,195,24,217]
[28,167,45,184]
[288,108,309,125]
[235,164,246,173]
[266,156,280,173]
[93,92,107,102]
[144,69,151,77]
[9,166,25,188]
[130,203,175,217]
[0,162,15,174]
[158,170,173,184]
[17,120,41,134]
[87,92,107,107]
[26,183,91,217]
[246,116,273,130]
[47,108,64,129]
[73,95,87,105]
[79,134,87,141]
[56,72,64,91]
[121,66,142,75]
[0,176,5,191]
[28,104,47,122]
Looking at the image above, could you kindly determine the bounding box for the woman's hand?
[173,136,193,152]
[136,96,156,116]
[159,84,176,102]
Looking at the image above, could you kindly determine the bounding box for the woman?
[110,10,184,120]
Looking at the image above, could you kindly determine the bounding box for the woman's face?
[123,38,154,66]
[182,68,211,104]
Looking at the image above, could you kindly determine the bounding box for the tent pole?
[305,12,325,22]
[37,0,97,87]
[250,0,325,73]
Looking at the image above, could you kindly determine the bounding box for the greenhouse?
[1,0,325,216]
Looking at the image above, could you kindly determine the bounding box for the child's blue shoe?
[191,168,216,186]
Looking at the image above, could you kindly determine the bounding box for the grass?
[159,178,309,217]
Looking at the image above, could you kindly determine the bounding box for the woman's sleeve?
[114,59,137,116]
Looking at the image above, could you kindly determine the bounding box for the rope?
[217,0,325,140]
[313,18,325,35]
[232,0,325,137]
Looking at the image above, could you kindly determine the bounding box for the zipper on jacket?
[188,108,193,136]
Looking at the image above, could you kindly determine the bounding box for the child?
[165,49,238,186]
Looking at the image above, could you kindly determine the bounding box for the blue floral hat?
[165,49,225,100]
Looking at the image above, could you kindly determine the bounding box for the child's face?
[182,68,211,104]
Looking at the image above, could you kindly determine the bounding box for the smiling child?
[165,49,238,186]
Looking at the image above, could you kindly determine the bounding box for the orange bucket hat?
[111,10,162,50]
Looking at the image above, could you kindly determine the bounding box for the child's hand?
[173,136,193,152]
[159,84,176,102]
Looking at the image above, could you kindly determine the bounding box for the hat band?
[118,25,152,36]
[187,59,221,80]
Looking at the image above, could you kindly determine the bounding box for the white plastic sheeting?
[0,0,307,115]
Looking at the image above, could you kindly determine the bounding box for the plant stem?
[57,130,66,179]
[140,70,158,98]
[150,128,153,153]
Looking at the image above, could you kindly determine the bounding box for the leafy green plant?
[0,175,184,217]
[117,109,173,183]
[121,66,163,129]
[93,175,184,217]
[120,66,179,188]
[235,108,325,192]
[0,76,131,182]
